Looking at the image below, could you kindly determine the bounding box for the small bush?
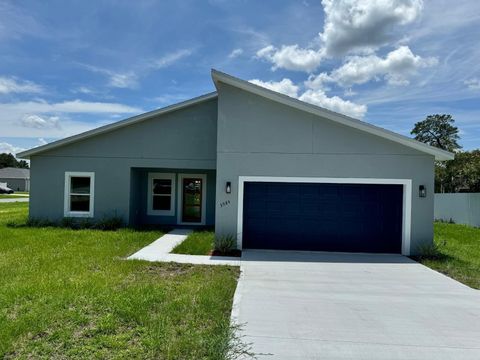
[8,215,124,231]
[6,217,55,228]
[214,234,237,254]
[415,241,447,261]
[93,216,124,231]
[26,217,56,227]
[435,218,456,224]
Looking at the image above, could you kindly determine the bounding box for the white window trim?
[64,171,95,218]
[237,176,412,255]
[147,173,176,216]
[177,173,207,225]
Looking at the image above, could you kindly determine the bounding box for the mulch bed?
[209,249,242,257]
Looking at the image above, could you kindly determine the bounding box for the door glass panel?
[182,178,202,223]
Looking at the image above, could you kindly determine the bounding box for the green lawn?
[0,194,29,199]
[0,203,239,359]
[172,231,214,255]
[415,222,480,289]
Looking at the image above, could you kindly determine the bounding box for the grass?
[0,194,29,199]
[172,231,214,255]
[414,222,480,289]
[0,203,240,359]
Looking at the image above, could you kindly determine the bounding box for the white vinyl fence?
[435,193,480,227]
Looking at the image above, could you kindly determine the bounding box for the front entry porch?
[129,168,216,227]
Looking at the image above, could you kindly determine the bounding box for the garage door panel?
[243,181,403,253]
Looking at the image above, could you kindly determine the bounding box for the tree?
[0,153,29,169]
[411,114,461,152]
[436,151,480,193]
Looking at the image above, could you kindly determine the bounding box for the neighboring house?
[18,70,453,255]
[0,167,30,191]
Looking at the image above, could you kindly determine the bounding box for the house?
[0,167,30,191]
[18,70,454,255]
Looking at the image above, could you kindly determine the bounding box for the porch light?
[226,181,231,194]
[419,185,426,198]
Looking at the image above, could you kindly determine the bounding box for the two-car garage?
[241,179,406,254]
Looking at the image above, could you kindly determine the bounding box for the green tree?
[0,153,29,169]
[438,151,480,193]
[411,114,461,152]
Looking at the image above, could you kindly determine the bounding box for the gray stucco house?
[0,167,30,191]
[18,70,453,255]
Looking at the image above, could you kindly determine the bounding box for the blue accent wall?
[130,168,216,227]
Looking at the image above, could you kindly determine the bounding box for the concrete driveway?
[232,250,480,359]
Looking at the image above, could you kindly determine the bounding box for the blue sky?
[1,0,480,155]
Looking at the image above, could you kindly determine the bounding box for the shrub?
[8,215,124,231]
[416,241,447,261]
[214,234,236,254]
[93,216,124,231]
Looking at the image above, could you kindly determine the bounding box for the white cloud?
[320,0,423,56]
[249,78,367,118]
[73,86,94,95]
[0,99,141,115]
[228,48,244,59]
[308,46,437,87]
[107,72,137,88]
[0,142,25,155]
[0,76,43,94]
[0,99,142,138]
[79,49,193,89]
[256,45,323,72]
[20,114,61,129]
[299,89,367,118]
[249,78,299,98]
[254,0,424,73]
[79,64,138,89]
[38,138,48,146]
[464,78,480,90]
[152,49,193,69]
[0,2,46,41]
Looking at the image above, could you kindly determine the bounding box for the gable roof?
[18,70,454,161]
[211,69,454,161]
[0,167,30,179]
[17,92,218,159]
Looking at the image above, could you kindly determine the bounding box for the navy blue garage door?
[243,182,403,253]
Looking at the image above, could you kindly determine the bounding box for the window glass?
[70,195,90,211]
[153,179,171,195]
[71,177,91,194]
[153,195,171,211]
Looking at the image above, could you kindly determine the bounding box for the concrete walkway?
[233,250,480,360]
[0,197,29,203]
[127,229,241,266]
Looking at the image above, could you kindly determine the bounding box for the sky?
[1,0,480,156]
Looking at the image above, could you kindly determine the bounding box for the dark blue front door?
[243,182,403,253]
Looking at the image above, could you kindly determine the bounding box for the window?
[64,172,94,217]
[147,173,175,216]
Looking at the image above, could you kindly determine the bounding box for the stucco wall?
[29,98,217,223]
[214,83,435,255]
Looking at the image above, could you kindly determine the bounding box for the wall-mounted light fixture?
[419,185,426,198]
[226,181,231,194]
